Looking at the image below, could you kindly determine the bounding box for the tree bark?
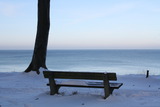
[25,0,50,74]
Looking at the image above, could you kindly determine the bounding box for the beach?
[0,71,160,107]
[0,50,160,106]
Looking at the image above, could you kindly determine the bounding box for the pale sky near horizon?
[0,0,160,50]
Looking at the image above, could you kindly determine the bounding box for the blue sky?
[0,0,160,50]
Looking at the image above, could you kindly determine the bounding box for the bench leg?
[56,86,60,94]
[49,77,59,95]
[103,74,110,99]
[110,88,114,94]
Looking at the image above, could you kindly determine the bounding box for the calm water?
[0,50,160,75]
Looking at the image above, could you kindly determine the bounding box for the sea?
[0,49,160,75]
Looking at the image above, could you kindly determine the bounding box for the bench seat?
[48,81,122,89]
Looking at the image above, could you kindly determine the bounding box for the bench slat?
[87,82,123,88]
[43,71,117,80]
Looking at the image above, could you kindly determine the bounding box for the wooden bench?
[43,71,123,99]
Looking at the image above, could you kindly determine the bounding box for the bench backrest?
[43,71,117,81]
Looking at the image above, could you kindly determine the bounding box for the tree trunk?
[25,0,50,74]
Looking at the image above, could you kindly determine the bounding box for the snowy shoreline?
[0,72,160,107]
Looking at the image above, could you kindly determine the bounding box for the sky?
[0,0,160,50]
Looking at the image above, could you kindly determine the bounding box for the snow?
[0,72,160,107]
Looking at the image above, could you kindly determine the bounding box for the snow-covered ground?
[0,72,160,107]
